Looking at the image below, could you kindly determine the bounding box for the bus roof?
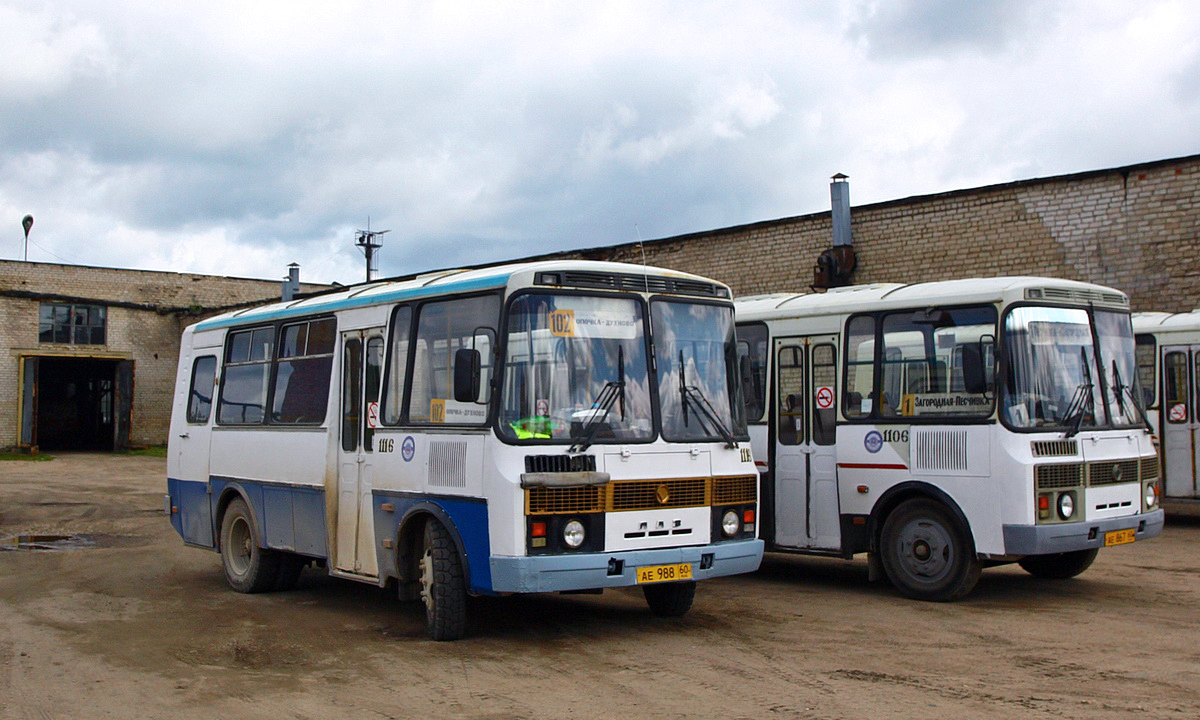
[192,259,730,332]
[1132,309,1200,332]
[735,276,1129,322]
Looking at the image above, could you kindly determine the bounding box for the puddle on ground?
[0,534,97,552]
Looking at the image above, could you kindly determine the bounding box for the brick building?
[2,153,1195,451]
[0,261,327,451]
[547,153,1200,313]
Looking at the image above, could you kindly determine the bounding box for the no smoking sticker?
[815,386,834,409]
[1169,403,1188,422]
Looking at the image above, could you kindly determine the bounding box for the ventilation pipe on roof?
[281,263,300,301]
[813,173,857,290]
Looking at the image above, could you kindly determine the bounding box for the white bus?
[735,277,1163,601]
[1132,310,1200,502]
[166,260,762,640]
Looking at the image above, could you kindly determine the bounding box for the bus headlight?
[1145,483,1158,509]
[1057,492,1075,521]
[721,510,741,538]
[563,519,586,548]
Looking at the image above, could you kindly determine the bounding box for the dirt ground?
[1,453,1198,720]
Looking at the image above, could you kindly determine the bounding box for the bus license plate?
[1104,528,1137,546]
[636,563,693,584]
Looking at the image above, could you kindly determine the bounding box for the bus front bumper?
[488,539,764,594]
[1002,509,1164,556]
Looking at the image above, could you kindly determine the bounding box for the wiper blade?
[1062,382,1093,439]
[678,350,737,448]
[568,346,628,453]
[1112,361,1151,428]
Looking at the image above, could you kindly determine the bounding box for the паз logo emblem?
[864,430,884,454]
[401,436,416,462]
[655,484,671,505]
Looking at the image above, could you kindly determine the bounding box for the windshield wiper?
[678,350,737,448]
[568,347,626,453]
[1111,361,1151,428]
[1063,347,1095,439]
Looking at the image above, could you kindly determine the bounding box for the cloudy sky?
[1,1,1197,286]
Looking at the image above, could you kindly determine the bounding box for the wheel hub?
[899,521,952,580]
[419,549,434,610]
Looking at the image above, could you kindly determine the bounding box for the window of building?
[39,303,107,345]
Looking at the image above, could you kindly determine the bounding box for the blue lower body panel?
[489,539,764,594]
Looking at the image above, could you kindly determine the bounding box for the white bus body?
[166,260,762,639]
[1132,310,1200,501]
[735,277,1162,601]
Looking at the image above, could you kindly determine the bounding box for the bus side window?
[187,356,217,424]
[1135,334,1157,409]
[382,306,412,425]
[843,315,876,419]
[408,294,500,425]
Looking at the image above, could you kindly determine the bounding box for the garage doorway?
[19,356,133,452]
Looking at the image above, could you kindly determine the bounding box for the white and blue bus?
[735,277,1163,601]
[166,260,762,639]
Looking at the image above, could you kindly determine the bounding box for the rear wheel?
[1018,548,1099,579]
[642,581,696,617]
[219,497,280,593]
[418,519,467,641]
[879,498,981,602]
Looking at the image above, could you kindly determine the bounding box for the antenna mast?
[354,218,390,282]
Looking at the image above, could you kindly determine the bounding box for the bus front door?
[336,331,385,576]
[1161,345,1200,498]
[773,336,841,551]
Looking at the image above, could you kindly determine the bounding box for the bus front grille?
[526,485,606,515]
[1036,463,1084,490]
[1088,459,1141,487]
[1032,440,1078,457]
[525,454,596,473]
[712,475,757,504]
[609,478,709,511]
[1141,455,1160,481]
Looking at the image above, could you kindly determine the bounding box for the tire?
[274,552,308,591]
[642,581,696,617]
[1018,548,1099,579]
[219,497,280,593]
[879,498,981,602]
[418,519,467,641]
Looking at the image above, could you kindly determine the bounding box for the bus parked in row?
[1132,310,1200,502]
[166,260,762,639]
[735,277,1163,601]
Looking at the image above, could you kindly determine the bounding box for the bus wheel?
[879,499,981,602]
[219,497,280,593]
[418,519,467,641]
[643,581,696,617]
[1018,548,1099,579]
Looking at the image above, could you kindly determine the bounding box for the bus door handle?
[178,432,190,439]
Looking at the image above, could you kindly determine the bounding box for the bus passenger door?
[336,330,385,575]
[773,336,841,551]
[1161,345,1199,498]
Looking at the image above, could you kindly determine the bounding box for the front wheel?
[219,497,280,593]
[418,519,467,641]
[642,581,696,617]
[1018,548,1098,579]
[879,498,981,602]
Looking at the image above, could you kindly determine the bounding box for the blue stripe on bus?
[193,273,511,332]
[372,493,493,595]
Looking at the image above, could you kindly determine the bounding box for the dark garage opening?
[33,357,131,451]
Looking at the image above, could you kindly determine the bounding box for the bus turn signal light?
[531,521,547,538]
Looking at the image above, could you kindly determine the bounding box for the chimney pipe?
[812,173,857,290]
[282,263,300,301]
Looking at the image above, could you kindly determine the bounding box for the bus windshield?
[499,293,654,442]
[652,299,747,443]
[1003,306,1146,431]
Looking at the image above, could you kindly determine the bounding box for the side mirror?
[962,342,988,394]
[453,348,481,403]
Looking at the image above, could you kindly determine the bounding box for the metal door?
[773,335,841,550]
[335,330,385,575]
[1161,345,1199,498]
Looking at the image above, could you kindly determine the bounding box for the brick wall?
[560,154,1200,313]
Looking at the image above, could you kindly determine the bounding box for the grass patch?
[0,451,54,462]
[119,446,168,458]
